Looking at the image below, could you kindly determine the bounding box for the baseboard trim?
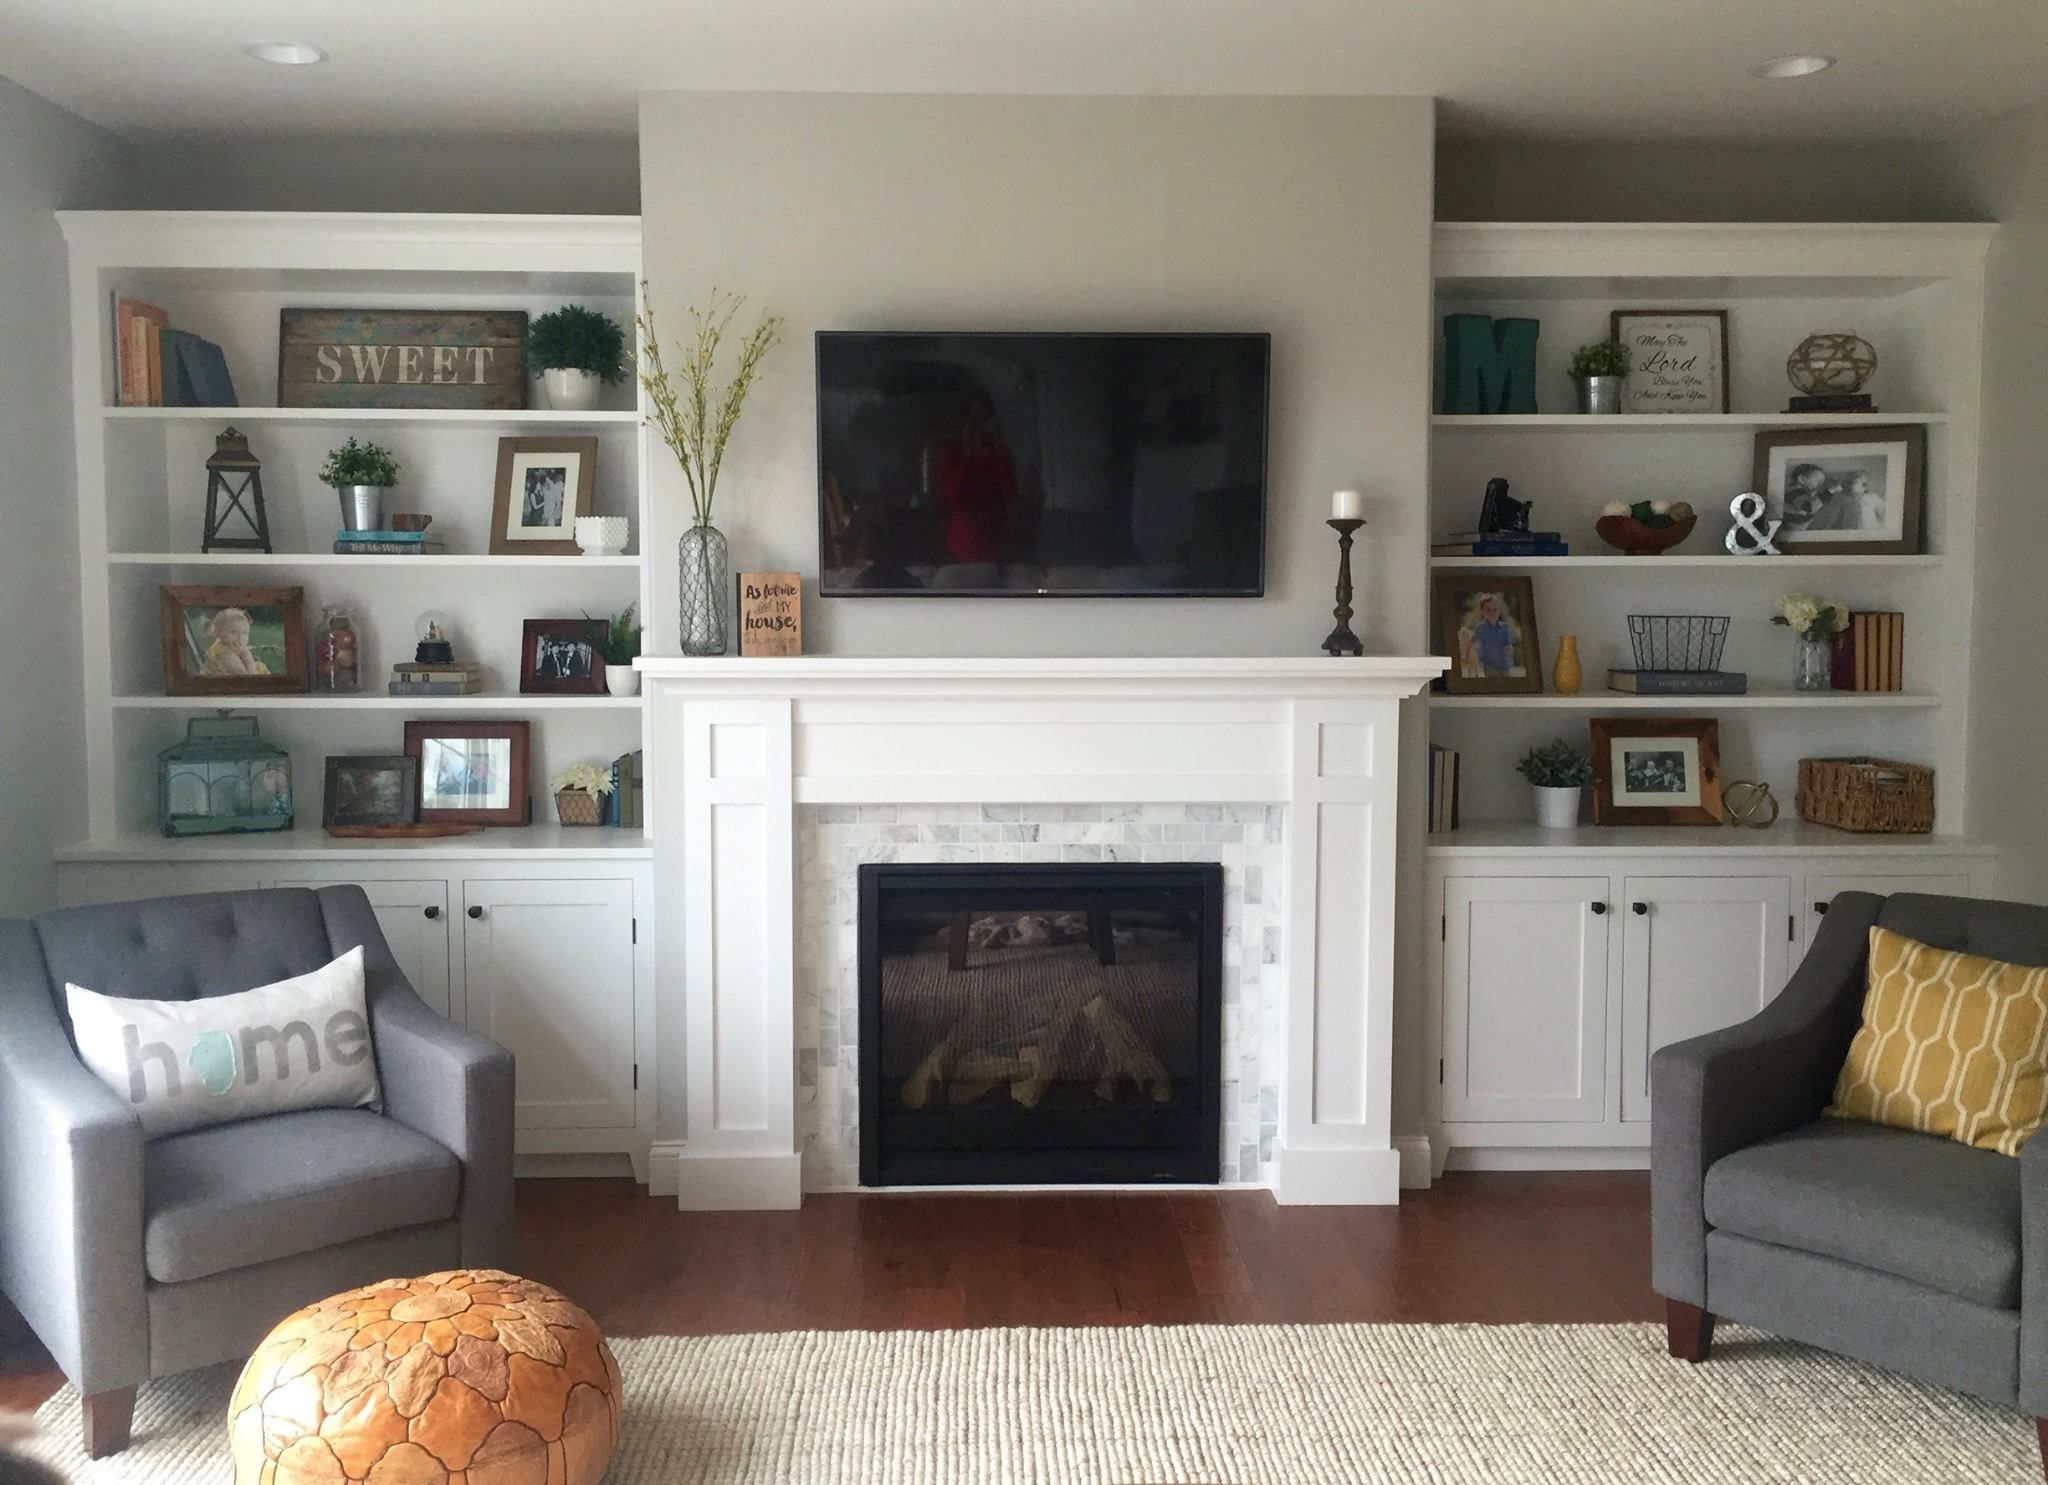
[647,1145,804,1210]
[513,1152,636,1180]
[1393,1134,1434,1189]
[1444,1147,1651,1173]
[1269,1142,1401,1205]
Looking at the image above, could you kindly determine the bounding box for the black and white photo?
[520,617,609,694]
[492,436,597,555]
[1754,425,1926,555]
[1590,717,1723,825]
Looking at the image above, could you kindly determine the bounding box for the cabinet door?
[279,879,453,1019]
[1803,872,1971,946]
[1620,875,1792,1123]
[1442,876,1611,1124]
[462,878,635,1131]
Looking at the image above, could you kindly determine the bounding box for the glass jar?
[315,605,361,693]
[1795,633,1833,692]
[679,521,730,656]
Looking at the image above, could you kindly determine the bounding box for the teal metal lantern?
[157,714,293,837]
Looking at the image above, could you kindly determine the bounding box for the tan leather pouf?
[229,1269,622,1485]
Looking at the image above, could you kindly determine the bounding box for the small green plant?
[585,602,642,666]
[318,438,399,487]
[1568,340,1632,379]
[553,762,616,797]
[529,304,628,382]
[1517,739,1595,789]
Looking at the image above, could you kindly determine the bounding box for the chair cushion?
[144,1108,459,1284]
[1704,1118,2021,1308]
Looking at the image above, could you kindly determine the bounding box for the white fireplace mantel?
[638,654,1446,1209]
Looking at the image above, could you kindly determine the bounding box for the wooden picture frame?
[404,720,531,826]
[1753,424,1926,556]
[1610,309,1729,415]
[490,436,597,556]
[1590,717,1723,825]
[1433,573,1544,695]
[158,584,308,696]
[322,755,419,828]
[519,618,609,695]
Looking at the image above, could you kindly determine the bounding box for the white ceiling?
[3,0,2045,143]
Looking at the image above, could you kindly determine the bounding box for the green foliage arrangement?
[528,304,628,382]
[1567,340,1632,379]
[318,438,399,487]
[586,603,642,666]
[1517,739,1596,789]
[637,283,784,528]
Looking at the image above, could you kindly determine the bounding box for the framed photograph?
[1589,717,1723,825]
[491,436,597,556]
[322,755,419,828]
[1610,310,1729,415]
[1753,425,1926,555]
[158,585,308,696]
[404,720,531,826]
[519,618,608,694]
[1433,574,1543,695]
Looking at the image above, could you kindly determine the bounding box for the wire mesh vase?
[679,521,730,656]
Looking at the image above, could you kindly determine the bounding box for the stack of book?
[604,750,645,828]
[388,660,484,697]
[1832,611,1905,692]
[1608,669,1749,695]
[1431,529,1568,558]
[1428,744,1461,832]
[114,296,237,406]
[334,529,448,557]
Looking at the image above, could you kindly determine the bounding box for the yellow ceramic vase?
[1553,634,1583,696]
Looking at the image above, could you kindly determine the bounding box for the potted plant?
[1568,339,1631,414]
[588,602,642,696]
[1518,739,1595,828]
[1772,592,1851,692]
[638,284,784,655]
[318,438,400,533]
[528,304,628,412]
[552,762,615,827]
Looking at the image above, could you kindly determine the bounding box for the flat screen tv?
[817,331,1269,597]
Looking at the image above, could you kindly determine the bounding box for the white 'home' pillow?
[65,946,380,1138]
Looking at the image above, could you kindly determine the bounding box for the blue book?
[175,333,238,407]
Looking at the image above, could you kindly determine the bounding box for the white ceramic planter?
[543,367,603,412]
[1533,785,1582,829]
[605,665,641,697]
[575,515,629,557]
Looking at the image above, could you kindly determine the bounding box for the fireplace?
[859,862,1223,1186]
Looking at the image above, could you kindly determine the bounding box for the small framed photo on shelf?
[1753,425,1926,555]
[491,436,597,556]
[404,720,531,826]
[1589,717,1724,825]
[519,618,609,695]
[1432,573,1543,695]
[1610,309,1729,414]
[157,585,308,696]
[322,755,419,828]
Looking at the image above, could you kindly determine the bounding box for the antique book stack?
[605,750,645,828]
[1606,668,1749,695]
[334,528,448,557]
[113,296,237,407]
[1427,744,1461,832]
[1831,611,1905,692]
[387,658,483,696]
[1431,528,1569,558]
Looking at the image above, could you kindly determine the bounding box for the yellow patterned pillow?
[1827,926,2048,1155]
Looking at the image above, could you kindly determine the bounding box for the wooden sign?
[737,572,802,656]
[278,309,527,409]
[1611,310,1728,414]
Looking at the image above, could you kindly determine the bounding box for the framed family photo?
[404,720,531,826]
[1433,574,1543,696]
[519,617,608,695]
[1610,309,1729,415]
[1753,425,1926,555]
[322,755,418,829]
[158,584,308,696]
[491,436,597,556]
[1589,717,1723,825]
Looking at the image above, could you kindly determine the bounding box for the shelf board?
[101,406,641,427]
[1429,687,1938,710]
[112,693,643,711]
[1428,553,1944,570]
[56,823,651,863]
[109,552,640,569]
[1426,821,1992,858]
[1432,412,1949,431]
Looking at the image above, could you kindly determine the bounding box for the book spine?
[1608,670,1747,695]
[386,681,482,696]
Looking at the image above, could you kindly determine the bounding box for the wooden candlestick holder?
[1321,517,1366,656]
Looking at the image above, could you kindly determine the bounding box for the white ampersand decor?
[1725,492,1783,556]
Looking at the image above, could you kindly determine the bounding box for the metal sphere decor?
[1786,331,1878,396]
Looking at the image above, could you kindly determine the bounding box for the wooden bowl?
[388,512,433,532]
[1595,513,1696,555]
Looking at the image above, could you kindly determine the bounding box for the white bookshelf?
[58,212,652,853]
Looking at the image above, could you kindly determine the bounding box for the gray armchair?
[1653,890,2048,1468]
[0,886,514,1457]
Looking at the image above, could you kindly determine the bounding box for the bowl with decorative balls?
[1595,499,1696,555]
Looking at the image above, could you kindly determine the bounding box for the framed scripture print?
[158,585,308,696]
[404,720,531,826]
[1610,310,1729,415]
[1433,574,1543,696]
[1589,717,1723,825]
[491,436,597,556]
[1753,425,1926,556]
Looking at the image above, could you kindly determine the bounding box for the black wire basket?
[1628,615,1730,673]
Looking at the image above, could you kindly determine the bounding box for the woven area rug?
[23,1324,2036,1483]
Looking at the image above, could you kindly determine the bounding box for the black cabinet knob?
[1814,901,1830,915]
[467,905,484,920]
[1589,901,1608,915]
[1631,902,1649,916]
[423,905,440,920]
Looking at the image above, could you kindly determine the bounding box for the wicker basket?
[554,788,603,827]
[1796,757,1934,834]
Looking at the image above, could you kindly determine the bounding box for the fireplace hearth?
[859,862,1223,1186]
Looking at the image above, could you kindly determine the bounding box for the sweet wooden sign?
[277,309,527,409]
[737,572,802,657]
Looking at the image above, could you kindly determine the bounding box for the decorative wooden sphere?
[228,1269,621,1485]
[1786,331,1878,395]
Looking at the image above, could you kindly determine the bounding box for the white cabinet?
[1618,875,1791,1123]
[1442,876,1610,1124]
[279,878,453,1019]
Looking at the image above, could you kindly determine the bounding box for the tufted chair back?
[32,889,338,1013]
[1876,893,2048,970]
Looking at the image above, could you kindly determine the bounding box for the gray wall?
[0,78,133,914]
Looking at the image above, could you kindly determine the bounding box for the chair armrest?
[317,887,515,1267]
[1649,891,1880,1306]
[0,920,147,1393]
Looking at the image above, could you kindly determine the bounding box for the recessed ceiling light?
[1752,53,1835,79]
[243,40,327,65]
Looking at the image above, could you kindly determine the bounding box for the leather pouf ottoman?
[228,1269,622,1485]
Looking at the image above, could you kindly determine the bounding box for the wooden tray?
[324,823,484,839]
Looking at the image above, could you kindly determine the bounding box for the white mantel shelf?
[637,655,1446,698]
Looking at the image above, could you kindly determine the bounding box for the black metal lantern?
[202,426,272,553]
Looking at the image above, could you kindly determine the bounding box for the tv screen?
[817,332,1269,596]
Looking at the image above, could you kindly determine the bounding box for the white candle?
[1331,488,1364,521]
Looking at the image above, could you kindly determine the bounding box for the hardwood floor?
[0,1172,1655,1416]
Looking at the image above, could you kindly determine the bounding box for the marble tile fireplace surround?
[638,657,1445,1210]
